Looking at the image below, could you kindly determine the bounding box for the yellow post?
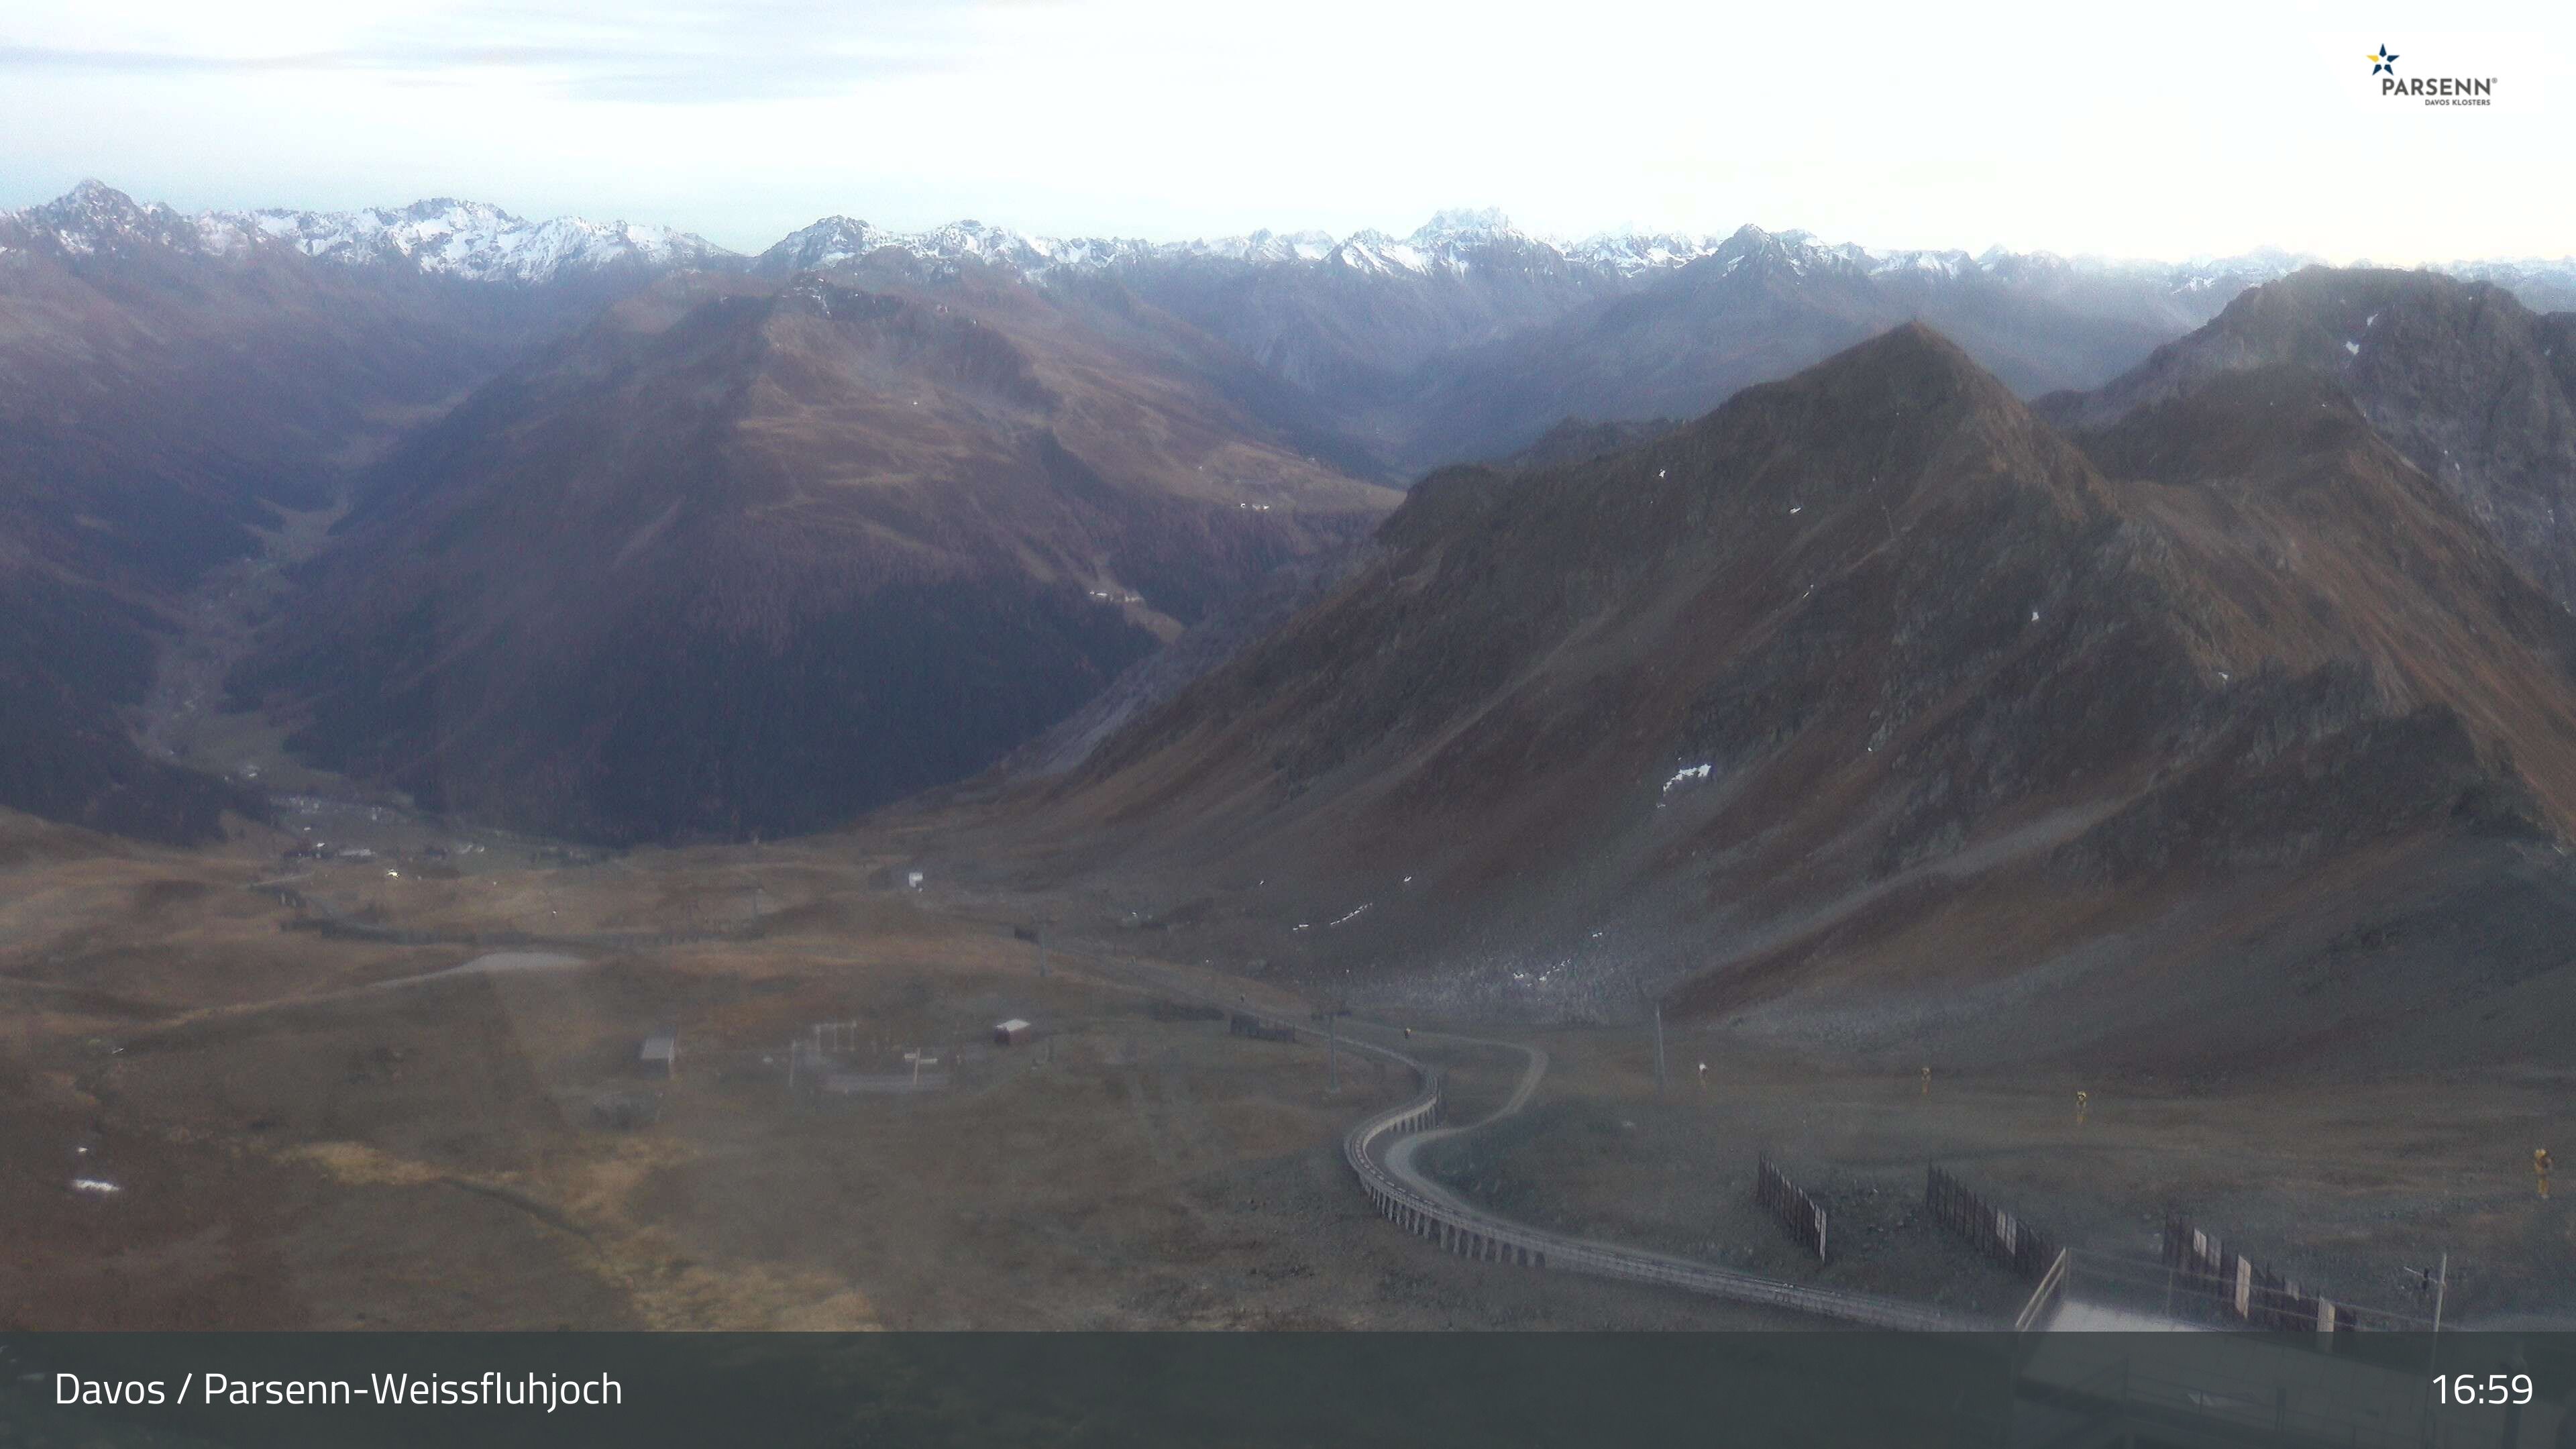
[2538,1148,2553,1200]
[2076,1089,2089,1126]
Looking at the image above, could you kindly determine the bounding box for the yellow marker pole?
[2076,1090,2089,1127]
[2538,1149,2553,1200]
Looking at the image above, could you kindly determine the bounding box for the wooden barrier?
[1756,1157,1829,1263]
[1926,1165,2059,1281]
[1228,1012,1297,1042]
[2161,1214,2387,1332]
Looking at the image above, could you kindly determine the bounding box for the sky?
[0,0,2568,263]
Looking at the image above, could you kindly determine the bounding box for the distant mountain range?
[16,182,2569,331]
[14,182,2573,480]
[3,179,728,286]
[6,178,2574,847]
[743,205,2576,470]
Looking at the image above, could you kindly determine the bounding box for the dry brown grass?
[0,825,1514,1331]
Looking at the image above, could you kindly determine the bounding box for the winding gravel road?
[1335,1022,1987,1330]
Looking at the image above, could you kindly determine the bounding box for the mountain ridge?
[18,180,2571,315]
[955,319,2576,1071]
[2043,266,2576,616]
[229,264,1399,842]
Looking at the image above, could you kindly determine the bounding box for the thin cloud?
[0,1,976,103]
[0,45,369,74]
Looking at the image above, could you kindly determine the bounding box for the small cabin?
[639,1032,678,1077]
[993,1019,1033,1047]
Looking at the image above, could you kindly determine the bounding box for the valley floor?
[131,496,357,799]
[3,808,2565,1331]
[0,817,1784,1330]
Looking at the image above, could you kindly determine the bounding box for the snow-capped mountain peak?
[10,180,202,258]
[227,199,732,283]
[1567,229,1723,276]
[1407,207,1513,244]
[1,182,735,284]
[755,215,889,274]
[1159,228,1338,264]
[753,213,1161,278]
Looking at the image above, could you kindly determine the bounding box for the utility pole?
[2432,1252,2448,1334]
[1626,969,1667,1095]
[1036,923,1048,979]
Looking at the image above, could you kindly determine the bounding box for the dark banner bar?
[5,1332,2571,1447]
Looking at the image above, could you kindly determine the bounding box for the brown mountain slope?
[0,186,551,841]
[967,324,2576,1072]
[235,262,1399,843]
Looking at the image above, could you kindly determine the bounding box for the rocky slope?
[2043,266,2576,614]
[973,323,2576,1072]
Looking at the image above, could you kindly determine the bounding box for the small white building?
[640,1032,678,1077]
[993,1019,1033,1047]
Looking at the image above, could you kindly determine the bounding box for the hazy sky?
[1,0,2567,262]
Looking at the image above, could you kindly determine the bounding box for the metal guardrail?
[2016,1248,2071,1332]
[1334,1034,1985,1331]
[965,946,1987,1331]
